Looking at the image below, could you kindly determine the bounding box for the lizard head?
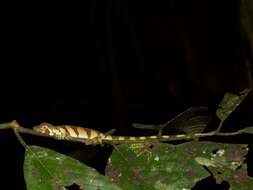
[33,122,67,140]
[33,122,52,134]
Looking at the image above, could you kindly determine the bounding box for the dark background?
[1,0,253,189]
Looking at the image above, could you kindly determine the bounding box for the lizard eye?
[34,125,48,133]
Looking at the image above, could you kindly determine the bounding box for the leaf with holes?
[106,142,210,190]
[180,142,253,190]
[24,145,122,190]
[106,141,253,190]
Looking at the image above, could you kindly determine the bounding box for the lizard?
[33,122,209,145]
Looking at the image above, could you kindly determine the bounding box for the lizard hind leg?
[90,129,116,145]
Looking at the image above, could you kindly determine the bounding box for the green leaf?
[24,145,122,190]
[216,88,250,121]
[236,127,253,135]
[183,142,253,190]
[106,141,253,190]
[106,142,210,190]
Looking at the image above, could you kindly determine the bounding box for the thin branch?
[213,120,224,134]
[13,128,27,148]
[0,121,93,145]
[0,120,251,146]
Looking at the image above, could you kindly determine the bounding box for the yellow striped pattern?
[33,123,193,142]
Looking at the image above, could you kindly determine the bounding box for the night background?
[1,0,253,189]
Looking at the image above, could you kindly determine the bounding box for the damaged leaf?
[24,146,122,190]
[106,141,253,190]
[106,142,209,190]
[180,142,253,189]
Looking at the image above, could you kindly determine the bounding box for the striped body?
[33,123,203,143]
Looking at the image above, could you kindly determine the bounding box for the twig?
[0,120,251,146]
[0,121,93,145]
[212,120,224,134]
